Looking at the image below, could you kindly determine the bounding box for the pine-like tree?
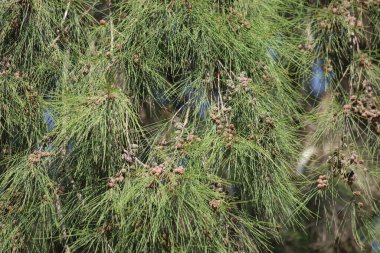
[0,0,379,252]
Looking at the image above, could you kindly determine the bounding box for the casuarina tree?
[0,0,379,252]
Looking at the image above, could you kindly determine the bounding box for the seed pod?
[216,187,223,193]
[14,71,21,79]
[265,117,273,125]
[209,199,222,210]
[350,154,357,163]
[317,183,325,189]
[174,166,185,175]
[99,19,106,25]
[353,191,361,196]
[175,142,183,150]
[133,54,140,63]
[116,176,124,183]
[343,104,351,113]
[152,166,163,176]
[39,151,50,157]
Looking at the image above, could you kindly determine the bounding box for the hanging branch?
[54,185,71,253]
[50,0,72,48]
[108,0,114,56]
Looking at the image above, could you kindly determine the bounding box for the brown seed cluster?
[0,201,18,215]
[100,222,113,234]
[359,53,372,69]
[316,175,329,190]
[261,67,272,82]
[107,167,127,189]
[14,71,23,79]
[298,43,313,52]
[162,117,202,151]
[228,8,251,32]
[319,1,369,31]
[323,59,333,73]
[222,72,257,108]
[91,92,117,106]
[158,139,169,148]
[210,106,236,144]
[211,182,224,193]
[344,81,379,133]
[175,137,185,150]
[81,64,90,76]
[173,166,185,175]
[357,202,364,208]
[239,19,251,29]
[132,53,140,64]
[11,232,26,252]
[186,133,201,143]
[0,55,15,76]
[319,20,332,30]
[327,150,367,185]
[209,199,222,210]
[359,0,380,7]
[238,73,252,91]
[185,1,192,9]
[345,14,359,28]
[151,163,165,176]
[99,19,106,26]
[265,116,273,127]
[121,144,139,165]
[145,163,186,179]
[172,116,184,135]
[174,133,201,150]
[28,150,51,164]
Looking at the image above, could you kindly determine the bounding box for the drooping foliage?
[0,0,378,252]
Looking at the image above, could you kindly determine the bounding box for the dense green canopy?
[0,0,379,252]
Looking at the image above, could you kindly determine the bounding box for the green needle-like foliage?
[0,0,379,252]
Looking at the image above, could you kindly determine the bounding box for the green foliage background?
[0,0,379,252]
